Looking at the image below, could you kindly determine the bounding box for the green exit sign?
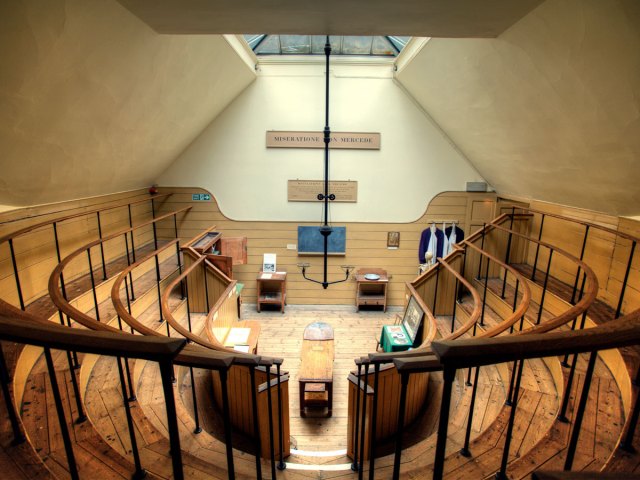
[192,193,211,201]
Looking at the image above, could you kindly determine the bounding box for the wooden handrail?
[111,239,180,336]
[0,193,171,244]
[430,309,640,369]
[48,207,191,326]
[487,220,599,334]
[513,206,640,245]
[159,251,227,351]
[437,255,482,341]
[0,311,186,360]
[461,240,532,337]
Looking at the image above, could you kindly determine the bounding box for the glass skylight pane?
[341,36,372,55]
[280,35,311,54]
[255,35,281,54]
[244,34,265,49]
[246,34,410,56]
[387,36,410,52]
[371,36,396,56]
[311,36,341,54]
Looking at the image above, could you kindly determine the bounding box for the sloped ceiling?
[117,0,543,37]
[396,0,640,216]
[0,0,255,207]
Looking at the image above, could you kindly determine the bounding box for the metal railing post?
[87,248,101,321]
[124,233,135,301]
[452,276,459,333]
[154,254,165,330]
[352,361,362,472]
[477,224,486,279]
[531,214,545,281]
[266,366,277,480]
[358,362,370,479]
[536,250,554,325]
[570,225,589,304]
[159,359,184,480]
[457,250,467,302]
[203,262,211,312]
[460,366,481,457]
[219,368,236,479]
[480,255,491,327]
[564,351,598,471]
[116,357,146,479]
[189,367,202,434]
[510,280,519,334]
[616,240,636,319]
[96,211,107,280]
[248,365,262,479]
[558,311,589,422]
[152,220,159,250]
[392,371,410,480]
[276,362,286,471]
[432,264,440,315]
[563,274,586,367]
[368,362,381,480]
[8,239,25,310]
[433,366,456,480]
[500,207,515,298]
[44,348,79,480]
[495,358,525,480]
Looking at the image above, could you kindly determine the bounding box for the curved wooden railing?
[512,206,638,319]
[48,207,191,328]
[161,249,233,349]
[1,193,170,310]
[111,239,182,337]
[461,240,532,337]
[487,219,599,334]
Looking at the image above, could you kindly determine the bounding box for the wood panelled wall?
[156,187,497,307]
[0,189,161,307]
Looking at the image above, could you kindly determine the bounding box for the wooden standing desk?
[211,320,261,354]
[298,322,334,417]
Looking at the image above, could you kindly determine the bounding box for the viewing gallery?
[1,1,640,479]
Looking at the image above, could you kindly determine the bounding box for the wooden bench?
[298,322,334,417]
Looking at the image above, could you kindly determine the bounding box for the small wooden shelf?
[355,268,388,312]
[257,272,287,313]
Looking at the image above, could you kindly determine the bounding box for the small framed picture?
[387,231,400,249]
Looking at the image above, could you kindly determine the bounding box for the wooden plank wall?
[155,187,497,307]
[0,189,160,307]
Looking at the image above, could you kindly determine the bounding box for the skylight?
[244,35,410,56]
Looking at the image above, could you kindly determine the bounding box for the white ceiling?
[116,0,543,37]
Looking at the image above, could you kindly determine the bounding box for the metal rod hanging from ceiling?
[298,35,352,288]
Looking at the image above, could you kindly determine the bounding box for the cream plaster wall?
[157,60,486,222]
[396,0,640,216]
[0,0,256,208]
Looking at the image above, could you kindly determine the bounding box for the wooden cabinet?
[257,272,287,313]
[188,229,247,279]
[355,268,388,312]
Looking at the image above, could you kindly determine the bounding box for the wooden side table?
[355,268,389,312]
[257,271,287,313]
